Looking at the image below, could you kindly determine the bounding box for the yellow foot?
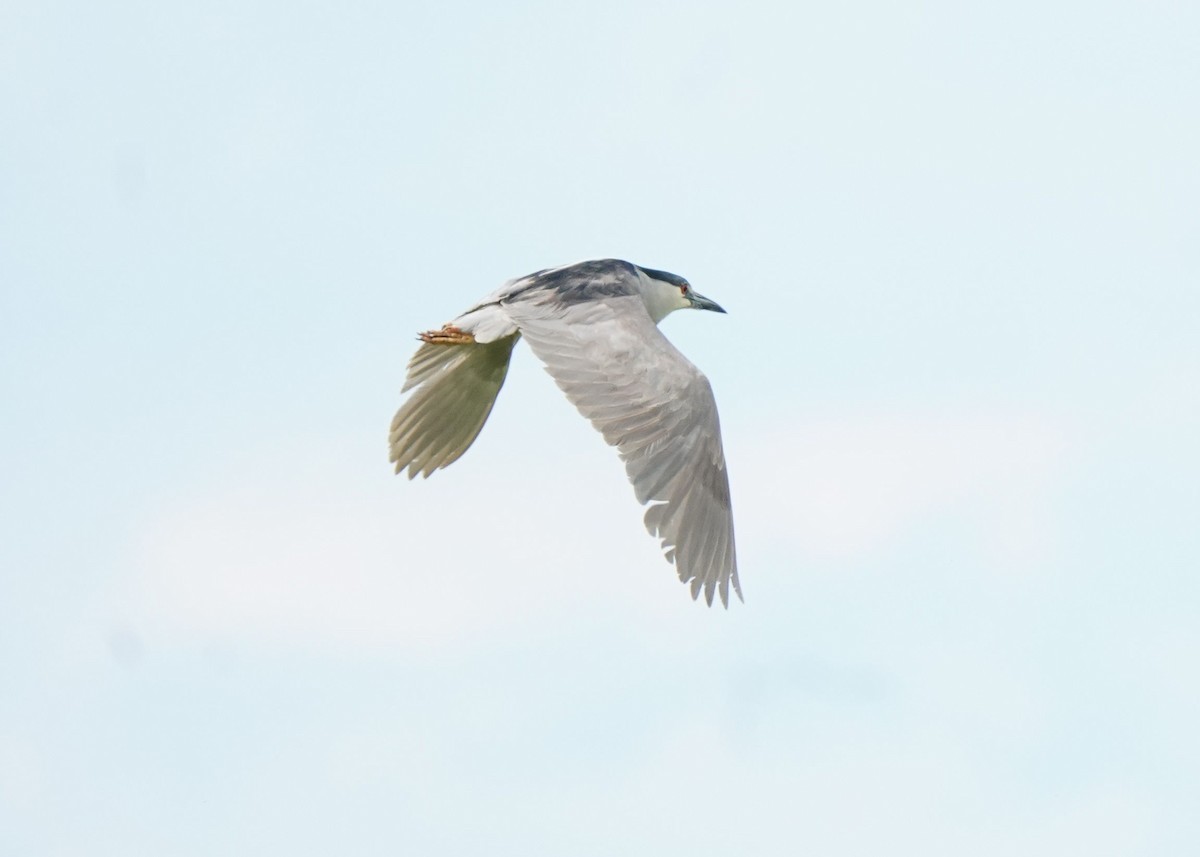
[418,324,476,345]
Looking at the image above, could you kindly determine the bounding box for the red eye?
[680,285,690,295]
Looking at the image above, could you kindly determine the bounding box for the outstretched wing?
[503,289,740,606]
[389,335,518,479]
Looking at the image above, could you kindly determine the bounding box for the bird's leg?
[418,324,476,345]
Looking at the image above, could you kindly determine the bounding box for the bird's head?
[636,265,726,323]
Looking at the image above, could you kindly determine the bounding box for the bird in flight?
[389,259,740,606]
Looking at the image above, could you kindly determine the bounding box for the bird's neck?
[639,273,689,324]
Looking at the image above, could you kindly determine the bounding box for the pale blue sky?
[2,1,1198,854]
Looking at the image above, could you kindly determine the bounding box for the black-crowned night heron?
[389,259,740,606]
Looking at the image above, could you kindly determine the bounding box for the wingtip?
[684,574,743,608]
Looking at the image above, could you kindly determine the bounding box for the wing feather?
[389,336,518,479]
[502,290,740,606]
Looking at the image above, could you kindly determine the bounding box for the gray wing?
[503,289,740,606]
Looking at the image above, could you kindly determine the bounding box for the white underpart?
[450,301,519,343]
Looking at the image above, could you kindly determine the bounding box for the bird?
[388,259,740,606]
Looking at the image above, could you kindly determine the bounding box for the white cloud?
[127,432,672,648]
[125,408,1069,648]
[736,409,1068,566]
